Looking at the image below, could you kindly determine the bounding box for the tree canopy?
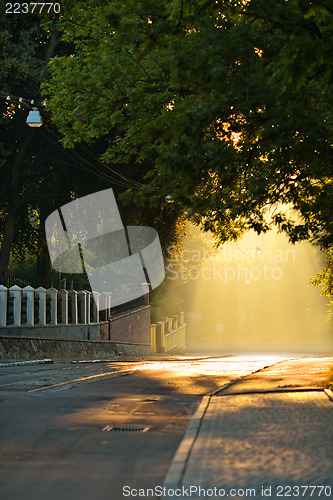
[44,0,333,248]
[0,4,183,285]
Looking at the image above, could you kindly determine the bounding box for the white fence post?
[0,285,8,326]
[150,324,157,352]
[35,287,47,325]
[68,290,78,324]
[22,285,35,325]
[156,321,165,353]
[141,282,149,306]
[99,292,106,314]
[91,291,99,322]
[166,317,173,333]
[47,287,58,325]
[85,291,91,324]
[107,293,112,318]
[9,285,22,326]
[172,315,179,330]
[78,291,87,324]
[58,289,69,325]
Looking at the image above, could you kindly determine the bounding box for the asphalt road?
[171,357,333,500]
[0,354,321,500]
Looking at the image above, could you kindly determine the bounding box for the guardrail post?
[22,285,35,325]
[9,285,22,326]
[58,289,69,325]
[0,285,8,326]
[35,287,47,325]
[47,287,58,325]
[156,321,165,353]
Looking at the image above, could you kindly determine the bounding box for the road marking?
[28,368,138,392]
[0,364,120,389]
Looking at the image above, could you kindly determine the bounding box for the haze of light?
[166,223,333,354]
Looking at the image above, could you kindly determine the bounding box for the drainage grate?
[102,425,150,433]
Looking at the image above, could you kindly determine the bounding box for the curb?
[324,388,333,401]
[0,359,53,368]
[71,359,118,364]
[163,395,210,489]
[163,380,235,490]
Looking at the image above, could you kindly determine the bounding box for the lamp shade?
[26,109,42,127]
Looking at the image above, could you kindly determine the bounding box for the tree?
[310,246,333,318]
[0,10,107,284]
[0,4,183,286]
[0,12,46,283]
[43,0,333,251]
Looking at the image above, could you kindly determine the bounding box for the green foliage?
[149,281,184,324]
[0,11,46,267]
[43,0,333,250]
[310,246,333,319]
[0,3,183,286]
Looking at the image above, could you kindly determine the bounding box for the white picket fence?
[0,285,109,327]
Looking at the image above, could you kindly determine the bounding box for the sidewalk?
[164,357,333,500]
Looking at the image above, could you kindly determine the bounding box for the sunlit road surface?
[0,354,328,500]
[178,392,333,500]
[167,357,333,500]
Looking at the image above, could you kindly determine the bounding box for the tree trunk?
[0,26,61,286]
[0,128,35,284]
[36,210,52,286]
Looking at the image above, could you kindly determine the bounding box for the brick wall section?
[108,306,150,344]
[100,322,109,341]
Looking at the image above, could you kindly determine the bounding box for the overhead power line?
[1,91,145,191]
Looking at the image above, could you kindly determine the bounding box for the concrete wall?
[0,323,100,341]
[0,337,154,361]
[0,305,151,344]
[0,305,153,361]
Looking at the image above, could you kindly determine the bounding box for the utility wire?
[39,129,142,189]
[79,143,144,189]
[1,91,145,190]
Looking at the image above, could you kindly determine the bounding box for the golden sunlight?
[166,221,333,354]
